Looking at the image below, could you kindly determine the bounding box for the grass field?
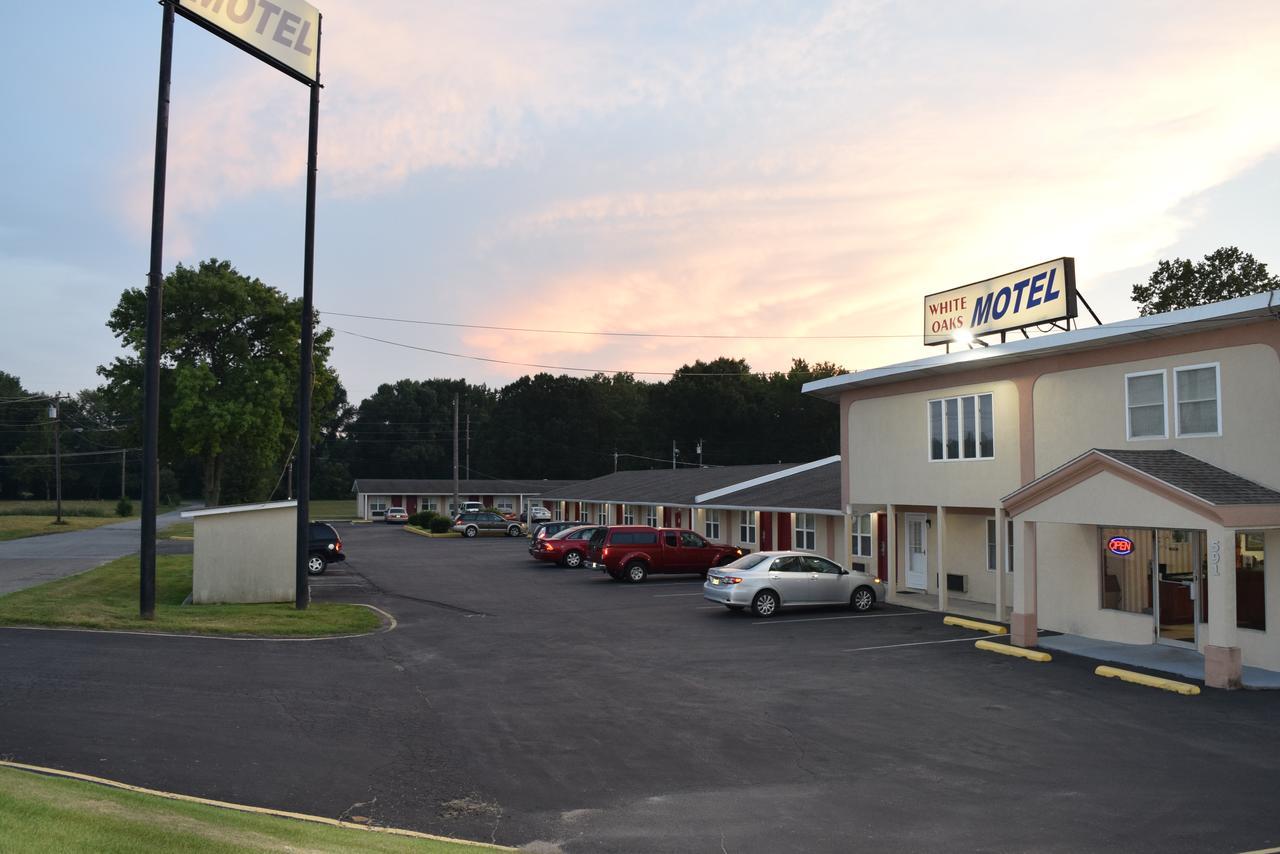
[0,554,382,637]
[0,515,125,542]
[0,500,132,517]
[310,498,358,520]
[161,520,194,539]
[0,764,503,853]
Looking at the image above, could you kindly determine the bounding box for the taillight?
[335,541,342,551]
[601,548,610,558]
[723,576,743,584]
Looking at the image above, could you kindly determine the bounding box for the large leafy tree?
[1131,246,1279,316]
[99,259,341,506]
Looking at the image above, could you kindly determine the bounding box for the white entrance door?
[905,514,928,590]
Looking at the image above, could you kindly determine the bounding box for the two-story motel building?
[804,292,1280,688]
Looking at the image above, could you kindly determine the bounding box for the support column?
[885,504,898,603]
[995,507,1007,621]
[936,506,948,613]
[1204,524,1242,689]
[841,508,853,571]
[1011,520,1037,647]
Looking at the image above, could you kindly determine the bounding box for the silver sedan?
[703,551,885,617]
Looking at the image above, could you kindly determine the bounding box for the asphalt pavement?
[0,505,194,595]
[2,524,1279,852]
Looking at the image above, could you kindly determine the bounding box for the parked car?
[703,551,883,617]
[307,522,346,576]
[528,520,577,552]
[447,501,486,515]
[587,526,746,582]
[519,506,552,523]
[452,511,524,538]
[384,507,409,524]
[531,525,606,568]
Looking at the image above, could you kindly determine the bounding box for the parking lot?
[3,523,1280,853]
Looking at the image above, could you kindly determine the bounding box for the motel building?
[804,284,1280,689]
[351,479,578,520]
[537,458,861,567]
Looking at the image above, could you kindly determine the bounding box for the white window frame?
[623,505,635,525]
[986,518,1015,572]
[1173,362,1222,438]
[597,504,610,525]
[577,501,587,521]
[369,497,388,517]
[739,510,756,544]
[1124,368,1167,441]
[496,498,514,512]
[928,392,994,462]
[705,510,721,541]
[852,513,872,558]
[645,505,659,527]
[795,513,817,551]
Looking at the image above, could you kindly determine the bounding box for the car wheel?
[625,561,648,583]
[564,550,583,568]
[507,525,522,537]
[464,525,478,538]
[851,586,876,612]
[751,589,779,618]
[306,555,327,576]
[725,605,744,612]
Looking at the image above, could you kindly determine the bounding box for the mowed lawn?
[0,500,160,543]
[310,498,358,520]
[0,554,382,637]
[0,765,503,854]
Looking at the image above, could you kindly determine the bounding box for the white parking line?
[841,634,987,653]
[753,611,933,625]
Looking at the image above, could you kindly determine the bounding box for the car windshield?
[549,527,582,540]
[720,553,771,571]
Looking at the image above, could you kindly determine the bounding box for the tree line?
[2,247,1274,506]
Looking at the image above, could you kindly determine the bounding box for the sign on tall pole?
[142,0,323,618]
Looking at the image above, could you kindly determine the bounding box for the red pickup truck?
[587,526,747,582]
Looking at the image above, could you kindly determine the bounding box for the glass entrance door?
[1154,528,1204,646]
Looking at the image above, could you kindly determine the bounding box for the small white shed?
[181,500,297,604]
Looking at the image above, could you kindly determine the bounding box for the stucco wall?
[192,505,295,604]
[847,379,1022,507]
[1033,343,1280,484]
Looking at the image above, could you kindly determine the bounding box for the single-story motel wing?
[804,291,1280,689]
[351,479,580,519]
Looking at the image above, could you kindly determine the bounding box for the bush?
[409,509,443,528]
[115,497,134,517]
[428,515,452,534]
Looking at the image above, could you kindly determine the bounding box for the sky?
[3,1,1280,402]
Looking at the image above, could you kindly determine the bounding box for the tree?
[1131,246,1279,316]
[99,259,341,506]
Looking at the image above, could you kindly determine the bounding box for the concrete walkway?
[0,506,195,596]
[1039,633,1280,689]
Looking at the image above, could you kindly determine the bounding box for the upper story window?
[928,393,993,461]
[1174,363,1220,437]
[1125,370,1167,440]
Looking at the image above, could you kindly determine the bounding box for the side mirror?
[839,568,849,575]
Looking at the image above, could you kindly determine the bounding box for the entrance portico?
[1004,449,1280,688]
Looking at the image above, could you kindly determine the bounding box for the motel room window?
[369,497,388,517]
[577,502,587,521]
[1099,528,1152,615]
[795,513,817,551]
[623,505,635,525]
[1237,531,1266,632]
[645,506,659,527]
[852,514,872,558]
[1174,364,1221,437]
[1125,370,1166,439]
[497,498,513,512]
[705,510,721,541]
[929,393,993,461]
[598,505,610,525]
[986,519,1014,572]
[739,511,756,544]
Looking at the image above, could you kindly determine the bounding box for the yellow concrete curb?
[403,526,461,538]
[1095,665,1200,695]
[403,525,432,537]
[943,616,1007,635]
[168,535,194,541]
[975,639,1051,661]
[0,760,514,850]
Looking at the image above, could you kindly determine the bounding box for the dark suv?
[307,522,346,575]
[587,526,746,582]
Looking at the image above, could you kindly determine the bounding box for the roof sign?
[924,257,1077,345]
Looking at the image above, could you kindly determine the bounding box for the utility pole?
[49,396,63,525]
[614,448,619,473]
[465,412,471,477]
[287,457,294,500]
[452,394,460,518]
[672,440,677,470]
[697,438,703,468]
[121,448,127,501]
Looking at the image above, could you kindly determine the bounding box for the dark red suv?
[587,526,746,582]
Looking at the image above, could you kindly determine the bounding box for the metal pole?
[287,458,293,500]
[465,412,470,476]
[121,448,126,501]
[294,16,322,611]
[452,395,460,517]
[53,398,62,524]
[141,1,174,620]
[672,440,676,470]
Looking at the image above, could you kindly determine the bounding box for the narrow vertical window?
[944,398,960,459]
[929,400,944,461]
[962,395,977,459]
[1125,371,1166,439]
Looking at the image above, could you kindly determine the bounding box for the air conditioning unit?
[945,573,967,593]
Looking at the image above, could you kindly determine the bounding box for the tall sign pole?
[295,20,322,610]
[141,2,175,619]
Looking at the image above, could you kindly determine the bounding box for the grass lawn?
[310,499,358,521]
[161,520,195,539]
[0,765,504,853]
[0,515,124,543]
[0,554,382,637]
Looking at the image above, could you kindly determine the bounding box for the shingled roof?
[537,464,795,506]
[694,457,842,513]
[1094,450,1280,505]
